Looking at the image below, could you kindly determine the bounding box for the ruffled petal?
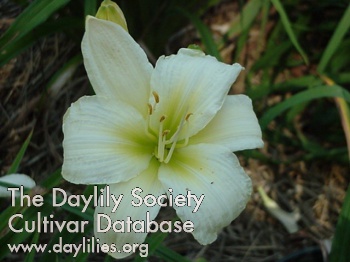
[82,16,153,115]
[191,95,263,151]
[149,48,243,140]
[62,96,153,184]
[158,143,251,244]
[94,159,164,259]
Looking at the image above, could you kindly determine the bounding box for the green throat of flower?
[147,91,192,164]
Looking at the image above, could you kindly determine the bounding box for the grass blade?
[321,76,350,160]
[177,9,222,60]
[260,85,350,129]
[7,130,33,174]
[220,0,262,48]
[0,0,70,51]
[329,185,350,262]
[0,17,83,67]
[0,203,54,260]
[155,245,191,262]
[133,231,168,262]
[24,231,40,262]
[318,4,350,73]
[84,0,97,17]
[270,0,309,65]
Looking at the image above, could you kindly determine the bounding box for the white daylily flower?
[0,174,36,197]
[62,15,263,259]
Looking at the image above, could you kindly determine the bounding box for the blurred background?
[1,0,349,261]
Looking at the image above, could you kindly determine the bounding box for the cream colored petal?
[62,96,153,185]
[149,48,243,140]
[0,174,36,197]
[158,144,252,245]
[94,159,164,259]
[191,95,263,151]
[82,16,153,115]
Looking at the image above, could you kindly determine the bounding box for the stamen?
[164,131,179,163]
[147,103,153,115]
[157,120,164,162]
[155,110,192,163]
[162,130,170,136]
[163,113,187,163]
[145,103,157,142]
[152,91,160,103]
[165,114,186,145]
[185,113,193,121]
[174,121,190,148]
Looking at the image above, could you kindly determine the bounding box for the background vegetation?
[1,0,349,261]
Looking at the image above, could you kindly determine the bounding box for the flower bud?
[96,0,128,31]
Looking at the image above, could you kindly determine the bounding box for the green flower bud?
[96,0,128,31]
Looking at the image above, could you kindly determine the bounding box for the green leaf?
[0,0,70,50]
[7,130,33,174]
[223,0,262,46]
[40,169,63,189]
[133,230,168,262]
[0,17,83,67]
[260,85,350,130]
[24,231,40,262]
[318,4,350,73]
[155,245,191,262]
[177,8,222,61]
[0,203,54,260]
[251,40,291,71]
[84,0,97,17]
[247,75,321,101]
[233,26,249,62]
[39,212,93,261]
[270,0,309,65]
[330,185,350,262]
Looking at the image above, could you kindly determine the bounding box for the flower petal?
[62,96,153,184]
[82,16,153,115]
[94,159,164,259]
[191,95,264,151]
[149,48,243,140]
[0,174,36,197]
[158,143,252,244]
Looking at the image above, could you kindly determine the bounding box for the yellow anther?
[185,113,193,121]
[147,103,153,115]
[162,130,170,136]
[159,115,166,122]
[152,91,160,103]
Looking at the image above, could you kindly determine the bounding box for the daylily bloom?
[62,15,263,259]
[0,174,36,197]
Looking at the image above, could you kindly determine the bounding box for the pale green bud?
[96,0,128,31]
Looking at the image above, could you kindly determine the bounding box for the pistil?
[148,91,193,163]
[157,115,166,162]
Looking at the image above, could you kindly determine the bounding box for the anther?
[147,103,153,115]
[185,113,193,121]
[160,115,166,122]
[162,130,170,136]
[152,91,160,103]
